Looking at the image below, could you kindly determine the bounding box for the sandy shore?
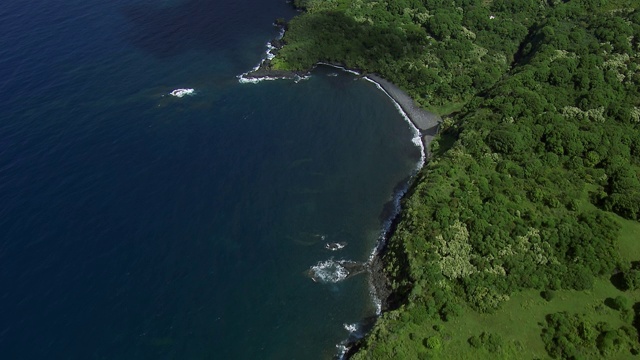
[364,74,441,156]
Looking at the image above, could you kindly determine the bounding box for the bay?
[0,0,420,358]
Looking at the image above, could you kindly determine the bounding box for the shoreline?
[363,74,441,158]
[240,64,441,160]
[238,54,440,358]
[344,70,441,358]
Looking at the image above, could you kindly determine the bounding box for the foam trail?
[362,75,425,261]
[237,28,291,83]
[293,75,310,83]
[240,57,426,354]
[362,76,425,169]
[336,344,349,359]
[238,76,280,84]
[359,75,428,316]
[316,62,361,76]
[335,323,365,359]
[313,67,428,356]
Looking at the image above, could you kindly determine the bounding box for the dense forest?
[273,0,640,358]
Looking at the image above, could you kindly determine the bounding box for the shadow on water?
[378,175,412,226]
[118,0,279,57]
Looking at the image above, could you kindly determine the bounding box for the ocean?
[0,0,420,358]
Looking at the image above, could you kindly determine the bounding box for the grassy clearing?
[432,278,639,359]
[427,100,468,117]
[615,215,640,264]
[371,281,640,359]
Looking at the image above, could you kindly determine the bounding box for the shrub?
[541,289,556,302]
[424,335,442,350]
[468,335,482,348]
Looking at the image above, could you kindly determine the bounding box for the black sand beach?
[365,74,441,155]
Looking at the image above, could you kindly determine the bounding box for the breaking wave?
[360,75,427,315]
[335,322,366,359]
[237,28,298,83]
[169,88,195,97]
[325,242,347,251]
[362,76,425,169]
[238,76,280,84]
[308,260,349,283]
[343,323,358,333]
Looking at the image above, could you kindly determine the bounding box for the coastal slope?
[273,0,640,358]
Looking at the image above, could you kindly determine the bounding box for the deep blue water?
[0,0,420,358]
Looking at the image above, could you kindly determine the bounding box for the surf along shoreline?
[239,34,441,356]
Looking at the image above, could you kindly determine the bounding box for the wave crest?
[169,88,195,97]
[308,260,349,283]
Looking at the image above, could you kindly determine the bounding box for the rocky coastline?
[238,26,309,82]
[239,31,443,358]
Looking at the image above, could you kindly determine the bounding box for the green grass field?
[422,190,640,359]
[616,215,640,264]
[432,280,637,359]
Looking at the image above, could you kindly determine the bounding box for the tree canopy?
[275,0,640,358]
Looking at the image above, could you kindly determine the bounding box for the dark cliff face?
[368,253,394,311]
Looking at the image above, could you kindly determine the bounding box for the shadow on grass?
[610,272,628,291]
[633,302,640,344]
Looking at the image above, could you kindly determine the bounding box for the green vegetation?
[275,0,526,111]
[274,0,640,358]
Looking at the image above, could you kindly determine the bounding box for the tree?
[487,129,523,154]
[623,269,640,290]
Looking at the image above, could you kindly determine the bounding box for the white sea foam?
[362,77,425,252]
[238,76,280,84]
[360,75,428,315]
[317,62,361,76]
[266,42,277,60]
[308,260,349,283]
[169,88,195,97]
[311,71,426,357]
[325,242,347,251]
[238,74,309,84]
[237,28,287,83]
[334,323,365,359]
[343,323,358,333]
[293,75,310,83]
[336,344,349,359]
[366,175,412,316]
[362,76,425,169]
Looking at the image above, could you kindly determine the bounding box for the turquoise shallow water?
[0,0,420,358]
